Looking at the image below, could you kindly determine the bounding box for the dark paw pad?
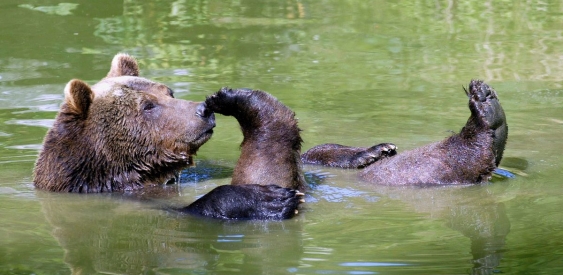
[466,80,496,102]
[204,87,240,115]
[465,80,506,130]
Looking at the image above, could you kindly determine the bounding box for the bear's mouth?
[188,127,214,150]
[197,128,214,142]
[182,127,214,166]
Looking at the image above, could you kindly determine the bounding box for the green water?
[1,0,562,274]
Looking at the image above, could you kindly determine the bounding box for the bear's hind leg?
[464,80,508,166]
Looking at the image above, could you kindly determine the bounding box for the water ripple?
[339,262,410,267]
[5,144,43,150]
[5,119,54,128]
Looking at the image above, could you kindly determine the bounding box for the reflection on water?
[302,169,513,275]
[311,184,374,203]
[38,192,304,274]
[1,0,563,274]
[179,160,234,184]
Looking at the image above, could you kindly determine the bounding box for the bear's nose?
[196,102,213,118]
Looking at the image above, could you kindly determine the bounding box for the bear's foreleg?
[301,143,397,169]
[180,184,304,220]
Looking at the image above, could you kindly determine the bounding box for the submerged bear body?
[302,80,508,186]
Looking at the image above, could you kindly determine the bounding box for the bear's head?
[34,54,215,193]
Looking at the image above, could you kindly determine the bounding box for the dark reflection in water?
[39,190,304,274]
[449,202,509,275]
[360,182,511,275]
[36,159,299,274]
[179,159,234,184]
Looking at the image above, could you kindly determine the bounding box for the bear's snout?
[195,102,216,129]
[196,102,213,118]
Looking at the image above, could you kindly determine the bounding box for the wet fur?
[34,54,215,192]
[302,80,508,185]
[181,184,303,220]
[33,54,302,220]
[205,88,306,191]
[301,143,397,168]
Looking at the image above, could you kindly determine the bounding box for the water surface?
[1,1,562,274]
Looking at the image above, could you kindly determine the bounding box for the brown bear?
[33,53,302,220]
[301,80,508,185]
[204,88,307,191]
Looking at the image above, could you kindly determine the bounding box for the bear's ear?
[64,79,94,118]
[106,53,139,78]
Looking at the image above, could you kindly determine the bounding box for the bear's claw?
[355,143,397,168]
[301,142,397,169]
[465,79,504,130]
[379,143,397,155]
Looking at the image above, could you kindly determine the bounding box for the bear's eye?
[142,102,157,112]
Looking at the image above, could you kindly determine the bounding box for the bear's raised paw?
[465,80,505,131]
[464,80,508,166]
